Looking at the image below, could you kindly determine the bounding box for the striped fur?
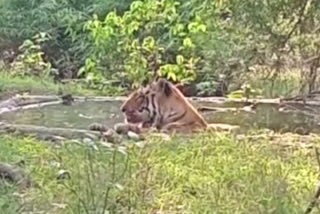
[120,78,209,133]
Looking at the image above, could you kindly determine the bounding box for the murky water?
[0,101,124,129]
[0,99,319,134]
[203,103,319,134]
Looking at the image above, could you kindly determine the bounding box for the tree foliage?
[83,0,206,88]
[0,0,320,96]
[0,0,133,77]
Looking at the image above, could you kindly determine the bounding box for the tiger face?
[120,78,176,128]
[120,85,154,126]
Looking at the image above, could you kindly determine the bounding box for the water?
[0,101,124,129]
[0,99,319,134]
[203,103,319,134]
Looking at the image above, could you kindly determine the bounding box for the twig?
[315,148,320,172]
[282,0,311,47]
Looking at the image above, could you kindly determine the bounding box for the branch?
[282,0,312,47]
[0,123,103,140]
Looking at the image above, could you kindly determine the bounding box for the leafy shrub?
[1,0,320,96]
[0,0,133,78]
[8,33,57,77]
[183,0,320,96]
[84,0,207,88]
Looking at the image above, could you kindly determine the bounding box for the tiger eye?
[136,95,144,103]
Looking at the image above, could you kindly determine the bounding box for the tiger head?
[120,84,153,126]
[120,78,174,127]
[121,78,209,133]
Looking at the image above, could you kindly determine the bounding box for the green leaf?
[183,38,193,48]
[176,55,184,65]
[227,90,244,99]
[188,22,197,32]
[198,24,207,32]
[142,36,155,51]
[130,1,143,11]
[167,71,177,81]
[77,67,86,76]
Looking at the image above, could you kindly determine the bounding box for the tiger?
[120,78,239,134]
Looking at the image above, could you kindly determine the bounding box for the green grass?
[0,132,318,214]
[0,73,124,99]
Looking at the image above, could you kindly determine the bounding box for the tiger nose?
[120,105,126,112]
[121,104,131,113]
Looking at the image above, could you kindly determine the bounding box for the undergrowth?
[0,132,318,214]
[0,73,124,99]
[0,69,305,100]
[244,70,303,98]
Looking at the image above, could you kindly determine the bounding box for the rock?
[57,169,71,181]
[114,123,141,134]
[88,123,108,132]
[0,162,32,190]
[127,131,141,141]
[207,123,241,134]
[114,123,130,134]
[83,137,94,145]
[83,138,98,150]
[102,129,122,144]
[61,94,74,105]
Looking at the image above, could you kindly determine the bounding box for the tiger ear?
[156,78,172,97]
[174,82,183,88]
[142,79,149,87]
